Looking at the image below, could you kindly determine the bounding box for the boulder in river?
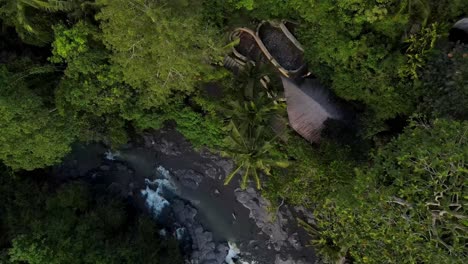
[234,187,289,250]
[173,169,204,189]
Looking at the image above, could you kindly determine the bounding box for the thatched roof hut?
[282,77,343,143]
[450,18,468,43]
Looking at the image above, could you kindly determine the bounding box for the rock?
[201,261,218,264]
[193,162,219,180]
[173,169,204,189]
[142,134,156,148]
[158,138,183,156]
[294,205,315,225]
[107,182,122,194]
[116,163,128,172]
[143,133,184,156]
[190,226,226,263]
[176,227,188,241]
[288,233,303,250]
[248,240,259,247]
[217,159,234,177]
[197,151,234,180]
[275,255,310,264]
[235,188,288,250]
[172,199,197,223]
[170,199,227,264]
[100,165,110,171]
[216,243,229,259]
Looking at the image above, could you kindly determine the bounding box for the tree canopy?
[0,170,182,263]
[0,65,76,170]
[0,1,466,263]
[96,0,224,110]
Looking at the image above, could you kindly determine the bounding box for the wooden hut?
[450,18,468,44]
[282,77,343,143]
[225,21,346,143]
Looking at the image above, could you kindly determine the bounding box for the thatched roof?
[282,77,342,143]
[450,18,468,43]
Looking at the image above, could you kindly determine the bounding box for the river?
[53,128,316,264]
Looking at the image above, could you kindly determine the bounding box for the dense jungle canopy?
[0,0,467,263]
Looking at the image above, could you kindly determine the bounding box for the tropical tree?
[0,175,183,264]
[222,120,288,189]
[224,94,283,133]
[0,65,77,170]
[50,21,133,146]
[302,118,467,263]
[221,62,288,189]
[95,0,224,110]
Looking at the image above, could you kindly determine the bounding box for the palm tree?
[222,120,288,190]
[221,62,288,189]
[224,93,284,133]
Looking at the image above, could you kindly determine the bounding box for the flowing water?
[56,134,316,264]
[58,143,257,243]
[116,147,257,243]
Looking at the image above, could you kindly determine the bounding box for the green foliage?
[133,103,225,149]
[228,0,293,19]
[0,175,182,264]
[400,22,441,79]
[223,97,282,134]
[169,108,225,149]
[50,22,132,146]
[307,119,467,263]
[416,44,468,119]
[0,65,76,170]
[96,0,224,109]
[294,0,412,126]
[1,2,467,264]
[222,121,288,189]
[51,22,133,118]
[232,0,467,137]
[366,119,467,259]
[264,132,361,208]
[220,64,289,189]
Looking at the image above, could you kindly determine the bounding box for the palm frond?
[224,164,243,186]
[274,160,289,168]
[227,120,248,149]
[16,3,35,33]
[252,168,261,190]
[241,165,250,189]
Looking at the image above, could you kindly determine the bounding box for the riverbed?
[53,128,316,264]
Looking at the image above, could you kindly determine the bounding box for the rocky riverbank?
[54,128,317,264]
